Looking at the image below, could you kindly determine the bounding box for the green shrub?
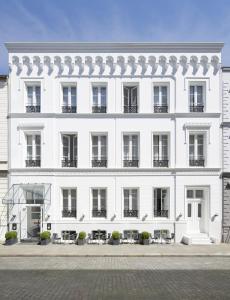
[40,231,51,240]
[141,231,150,240]
[78,231,86,240]
[112,231,120,240]
[5,231,17,240]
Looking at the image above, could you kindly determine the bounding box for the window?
[62,189,76,218]
[153,85,168,113]
[123,134,139,167]
[187,203,192,218]
[123,188,138,217]
[189,134,205,166]
[26,85,41,113]
[153,135,169,167]
[92,189,107,217]
[187,189,204,199]
[62,135,77,167]
[24,186,44,204]
[189,84,205,112]
[92,135,107,167]
[62,86,77,113]
[26,134,41,167]
[154,188,169,218]
[92,86,107,113]
[123,86,138,113]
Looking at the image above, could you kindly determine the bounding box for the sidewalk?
[0,243,230,257]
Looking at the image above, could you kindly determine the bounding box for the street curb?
[0,254,230,257]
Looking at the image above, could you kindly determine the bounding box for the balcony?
[123,160,139,167]
[189,159,205,167]
[26,160,41,167]
[62,106,77,113]
[62,209,76,218]
[153,159,169,167]
[124,105,138,113]
[92,209,107,218]
[124,210,138,217]
[62,159,78,168]
[92,106,107,113]
[154,210,168,218]
[92,159,107,168]
[190,105,204,112]
[26,105,40,113]
[154,105,168,113]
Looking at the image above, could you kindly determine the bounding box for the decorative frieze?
[9,54,221,77]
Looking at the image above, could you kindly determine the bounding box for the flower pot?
[40,239,50,245]
[112,239,120,245]
[142,239,150,245]
[5,238,18,245]
[77,239,85,245]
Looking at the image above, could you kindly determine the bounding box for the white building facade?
[4,42,223,244]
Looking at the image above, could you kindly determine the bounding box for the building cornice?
[5,42,224,53]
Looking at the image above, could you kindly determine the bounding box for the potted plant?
[112,231,120,245]
[5,231,18,245]
[77,231,86,245]
[141,231,150,245]
[40,231,51,245]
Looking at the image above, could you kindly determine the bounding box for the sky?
[0,0,230,74]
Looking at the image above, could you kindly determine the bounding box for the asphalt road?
[0,257,230,300]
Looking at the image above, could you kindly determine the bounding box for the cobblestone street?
[0,257,230,299]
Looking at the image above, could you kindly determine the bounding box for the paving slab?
[0,243,230,257]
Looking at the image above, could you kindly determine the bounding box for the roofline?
[0,75,8,80]
[4,42,224,53]
[222,67,230,72]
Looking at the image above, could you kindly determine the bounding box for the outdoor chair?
[153,230,161,243]
[52,233,61,244]
[164,233,175,244]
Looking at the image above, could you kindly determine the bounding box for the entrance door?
[27,206,41,238]
[186,189,204,233]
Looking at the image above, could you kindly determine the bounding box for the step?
[182,233,212,245]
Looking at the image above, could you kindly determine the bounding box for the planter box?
[5,238,18,246]
[77,239,85,245]
[142,239,150,245]
[112,239,120,245]
[40,239,50,245]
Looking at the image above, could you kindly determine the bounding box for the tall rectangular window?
[189,84,204,112]
[153,134,169,167]
[153,86,168,113]
[123,134,139,167]
[154,188,169,218]
[123,86,138,113]
[123,188,138,217]
[92,86,107,113]
[92,135,107,167]
[26,85,41,113]
[62,189,77,218]
[92,188,107,217]
[62,86,77,113]
[189,134,205,166]
[62,135,78,167]
[26,134,41,167]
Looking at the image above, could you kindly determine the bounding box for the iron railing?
[26,105,40,113]
[189,159,205,167]
[62,106,77,113]
[154,105,168,113]
[92,159,107,168]
[123,160,139,167]
[62,159,77,167]
[153,159,169,167]
[92,106,107,113]
[154,210,168,217]
[124,105,138,113]
[92,209,107,218]
[124,210,138,217]
[62,210,77,218]
[190,105,204,112]
[25,160,41,167]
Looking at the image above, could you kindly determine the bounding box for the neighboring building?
[0,75,8,240]
[222,67,230,242]
[3,42,223,244]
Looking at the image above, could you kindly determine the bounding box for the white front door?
[186,189,205,233]
[27,206,41,238]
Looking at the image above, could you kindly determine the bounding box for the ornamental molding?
[9,54,221,77]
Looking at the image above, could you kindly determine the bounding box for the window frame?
[122,187,139,219]
[122,83,139,113]
[61,83,77,109]
[61,188,77,218]
[188,132,206,167]
[153,187,170,219]
[91,187,107,219]
[122,133,139,162]
[91,84,107,108]
[188,81,206,112]
[152,133,170,166]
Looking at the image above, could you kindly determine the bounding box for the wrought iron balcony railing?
[189,105,204,112]
[26,105,40,113]
[62,210,77,218]
[189,159,205,167]
[124,210,138,217]
[92,106,107,113]
[154,105,168,113]
[123,160,139,167]
[123,105,138,113]
[92,159,107,168]
[92,209,107,218]
[62,106,77,113]
[26,159,41,167]
[153,159,169,167]
[62,159,78,168]
[154,210,168,218]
